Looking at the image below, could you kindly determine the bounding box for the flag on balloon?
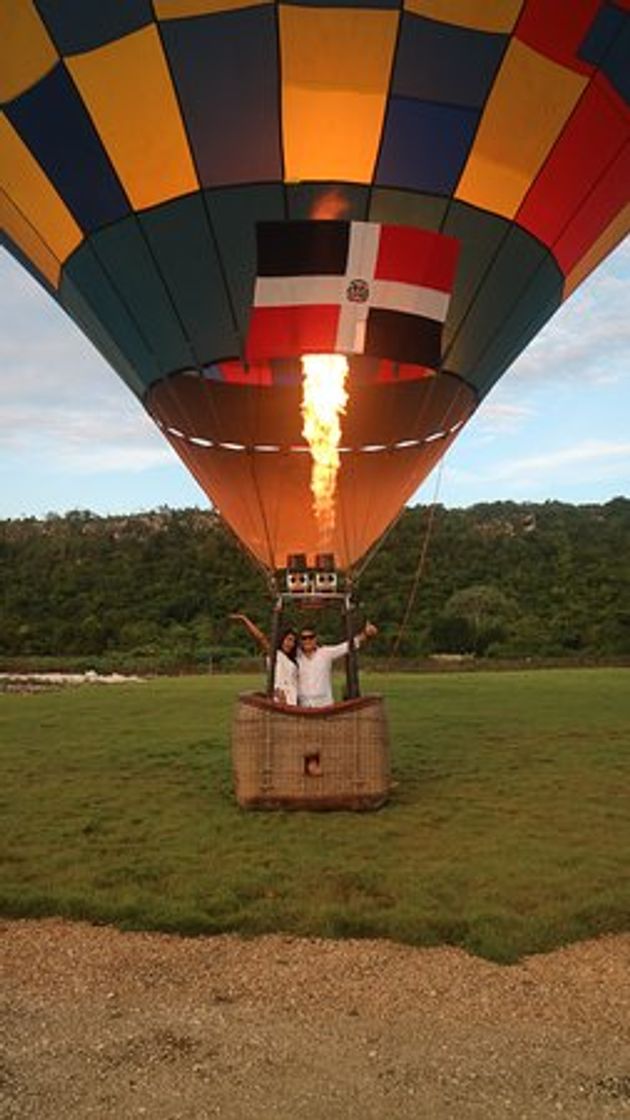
[246,220,460,368]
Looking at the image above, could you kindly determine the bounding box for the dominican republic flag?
[246,220,460,368]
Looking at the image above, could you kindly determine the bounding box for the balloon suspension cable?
[387,457,445,670]
[343,587,361,700]
[267,596,283,697]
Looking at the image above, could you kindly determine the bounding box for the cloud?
[0,392,174,472]
[1,413,174,472]
[505,439,630,474]
[472,400,535,438]
[508,240,630,388]
[57,440,175,474]
[0,250,171,472]
[451,439,630,486]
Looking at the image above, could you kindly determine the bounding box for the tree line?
[0,499,628,671]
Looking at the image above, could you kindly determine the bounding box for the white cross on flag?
[246,220,460,368]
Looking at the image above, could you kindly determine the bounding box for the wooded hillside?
[1,499,628,669]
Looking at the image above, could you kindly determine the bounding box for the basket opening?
[304,753,322,778]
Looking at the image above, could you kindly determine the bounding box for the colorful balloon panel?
[1,0,629,571]
[402,2,522,33]
[162,8,283,186]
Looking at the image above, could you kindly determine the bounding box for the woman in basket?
[229,613,298,706]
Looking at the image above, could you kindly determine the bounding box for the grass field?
[1,669,628,962]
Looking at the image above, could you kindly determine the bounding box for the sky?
[0,239,628,520]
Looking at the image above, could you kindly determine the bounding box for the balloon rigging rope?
[386,456,445,670]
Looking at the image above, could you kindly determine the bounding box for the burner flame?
[300,353,349,543]
[310,189,349,220]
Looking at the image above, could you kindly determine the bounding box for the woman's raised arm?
[229,613,270,654]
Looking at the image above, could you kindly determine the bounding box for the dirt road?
[1,920,629,1118]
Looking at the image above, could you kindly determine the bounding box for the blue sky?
[0,239,628,520]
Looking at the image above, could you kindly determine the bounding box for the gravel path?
[1,920,629,1119]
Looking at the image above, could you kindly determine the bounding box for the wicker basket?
[231,693,391,810]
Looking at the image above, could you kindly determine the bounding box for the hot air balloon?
[2,1,629,806]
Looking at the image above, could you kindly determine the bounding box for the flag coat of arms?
[246,220,460,368]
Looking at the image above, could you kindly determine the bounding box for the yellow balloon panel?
[0,192,62,287]
[0,113,82,285]
[403,0,522,33]
[0,0,57,102]
[280,6,398,184]
[456,39,587,219]
[67,25,199,212]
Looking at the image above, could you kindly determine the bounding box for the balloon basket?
[231,693,391,811]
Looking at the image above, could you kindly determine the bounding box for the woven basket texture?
[232,693,391,810]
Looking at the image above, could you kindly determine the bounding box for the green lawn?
[1,669,628,962]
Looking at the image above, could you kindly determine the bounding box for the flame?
[300,353,349,543]
[310,188,349,221]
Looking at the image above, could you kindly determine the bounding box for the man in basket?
[297,622,378,708]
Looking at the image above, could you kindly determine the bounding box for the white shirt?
[297,640,359,707]
[271,650,298,706]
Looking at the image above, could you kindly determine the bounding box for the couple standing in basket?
[230,614,378,707]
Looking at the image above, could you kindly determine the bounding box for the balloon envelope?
[2,0,629,569]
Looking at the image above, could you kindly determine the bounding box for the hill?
[0,499,628,669]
